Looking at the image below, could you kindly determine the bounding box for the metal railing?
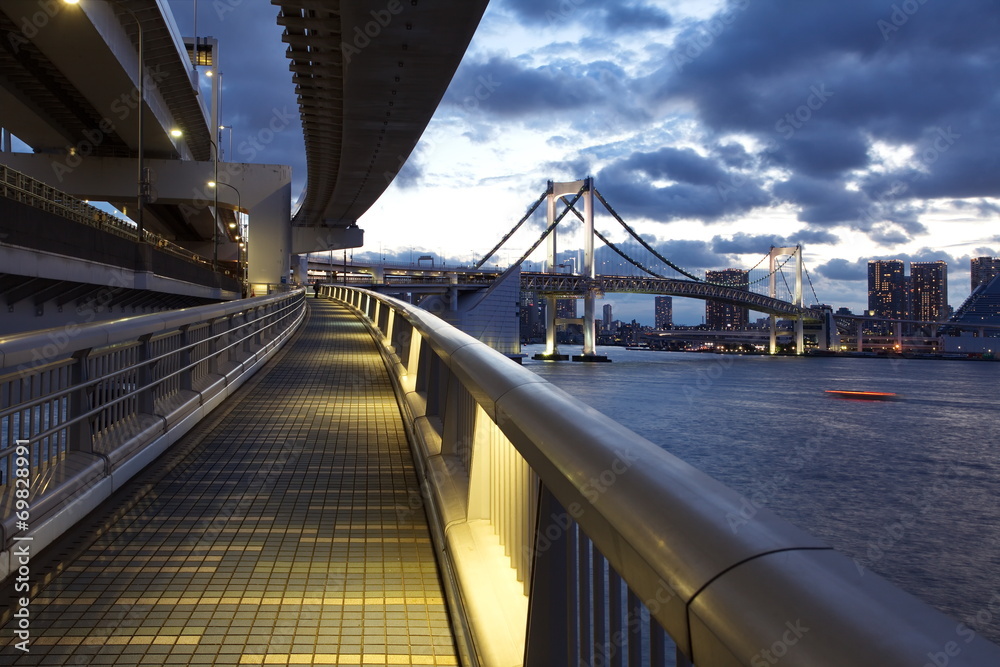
[0,290,306,562]
[322,284,1000,667]
[0,164,236,276]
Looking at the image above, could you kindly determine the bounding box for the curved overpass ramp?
[275,0,490,255]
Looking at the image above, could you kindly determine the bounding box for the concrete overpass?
[0,0,491,315]
[274,0,490,263]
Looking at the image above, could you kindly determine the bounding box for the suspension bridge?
[473,178,833,359]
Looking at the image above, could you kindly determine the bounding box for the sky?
[167,0,1000,325]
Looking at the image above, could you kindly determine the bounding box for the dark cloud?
[711,230,839,255]
[771,176,868,227]
[622,147,727,187]
[443,55,647,130]
[643,0,1000,246]
[713,142,754,170]
[768,122,871,177]
[815,258,867,281]
[595,149,771,223]
[504,0,671,33]
[798,229,840,245]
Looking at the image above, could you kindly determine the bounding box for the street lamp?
[64,0,148,247]
[208,180,245,292]
[218,125,233,160]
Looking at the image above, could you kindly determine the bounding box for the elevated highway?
[274,0,490,255]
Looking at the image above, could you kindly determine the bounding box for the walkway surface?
[1,299,458,666]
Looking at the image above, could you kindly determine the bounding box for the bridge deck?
[1,300,458,666]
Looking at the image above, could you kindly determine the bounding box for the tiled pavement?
[1,299,458,666]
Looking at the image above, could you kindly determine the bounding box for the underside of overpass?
[275,0,490,254]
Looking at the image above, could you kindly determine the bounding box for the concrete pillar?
[769,315,777,355]
[857,321,864,352]
[545,181,559,356]
[247,179,292,291]
[290,254,308,285]
[583,293,595,355]
[545,296,558,355]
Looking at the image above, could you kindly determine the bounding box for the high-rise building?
[971,257,1000,292]
[556,299,577,319]
[602,304,613,332]
[705,269,749,330]
[910,261,948,322]
[654,296,672,330]
[867,260,906,321]
[519,292,545,341]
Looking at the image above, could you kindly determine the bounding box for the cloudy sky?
[170,0,1000,325]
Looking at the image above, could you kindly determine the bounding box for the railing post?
[524,483,572,667]
[68,349,93,454]
[178,326,193,392]
[136,334,155,414]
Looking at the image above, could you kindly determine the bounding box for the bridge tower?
[769,246,805,355]
[536,178,606,361]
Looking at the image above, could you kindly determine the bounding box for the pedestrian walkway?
[1,299,458,666]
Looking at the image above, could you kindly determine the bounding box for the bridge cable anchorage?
[508,188,587,268]
[557,196,667,279]
[473,190,548,269]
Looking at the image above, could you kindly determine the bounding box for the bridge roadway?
[0,299,458,666]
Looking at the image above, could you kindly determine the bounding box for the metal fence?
[323,284,1000,667]
[0,163,235,276]
[0,290,306,563]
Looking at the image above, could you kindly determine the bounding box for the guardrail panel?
[0,290,306,561]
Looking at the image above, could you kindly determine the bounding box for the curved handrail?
[325,284,1000,666]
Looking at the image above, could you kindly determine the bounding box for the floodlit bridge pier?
[4,289,1000,665]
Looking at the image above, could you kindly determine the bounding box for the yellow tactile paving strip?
[1,300,458,666]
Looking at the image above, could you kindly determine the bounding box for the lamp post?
[218,125,233,160]
[64,0,148,246]
[208,180,244,291]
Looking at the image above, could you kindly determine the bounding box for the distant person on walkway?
[312,280,320,298]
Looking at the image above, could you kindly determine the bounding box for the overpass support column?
[796,318,804,355]
[894,322,903,351]
[769,315,777,355]
[248,180,293,292]
[291,255,308,285]
[857,321,864,352]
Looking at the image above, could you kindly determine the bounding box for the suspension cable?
[803,257,822,306]
[593,188,707,281]
[473,190,548,269]
[777,261,794,302]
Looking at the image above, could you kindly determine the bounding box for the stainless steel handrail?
[0,290,306,561]
[324,284,1000,667]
